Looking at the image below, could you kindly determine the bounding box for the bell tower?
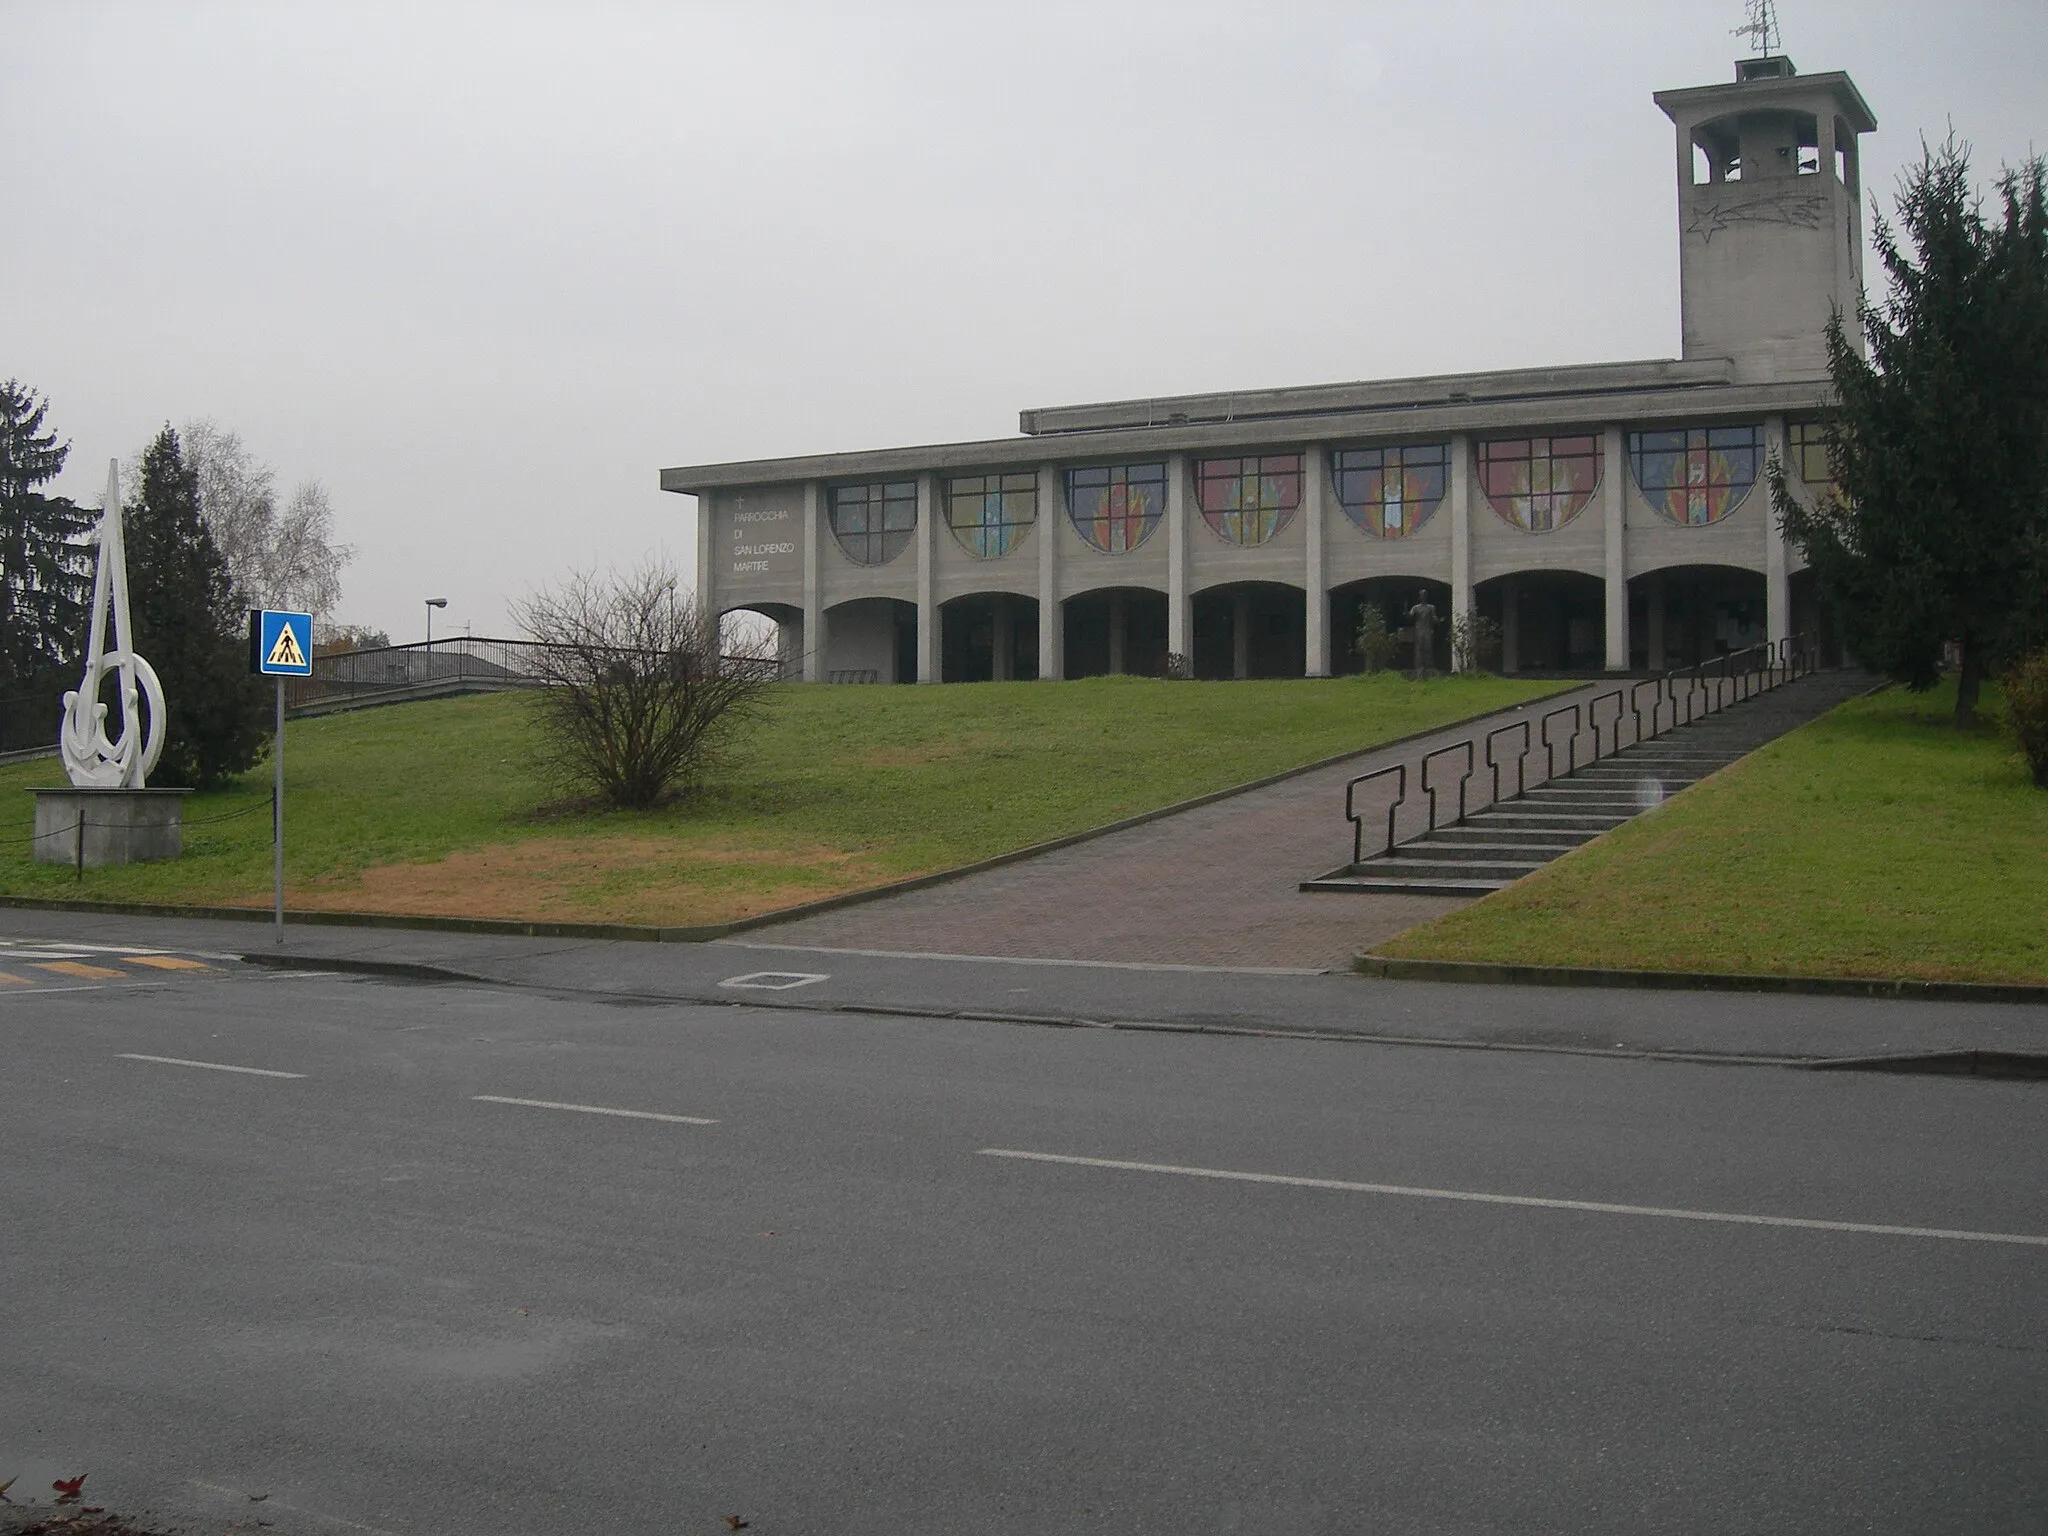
[1654,55,1877,381]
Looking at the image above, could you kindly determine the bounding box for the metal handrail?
[1345,764,1407,864]
[1335,631,1819,868]
[1485,720,1531,804]
[1421,741,1474,831]
[1541,704,1583,780]
[1587,689,1624,759]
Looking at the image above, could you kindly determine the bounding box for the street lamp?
[424,597,448,678]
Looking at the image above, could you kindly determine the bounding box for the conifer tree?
[126,425,267,787]
[1772,140,2048,726]
[0,379,93,692]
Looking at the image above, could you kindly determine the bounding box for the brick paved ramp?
[753,690,1601,971]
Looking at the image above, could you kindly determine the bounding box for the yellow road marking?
[33,960,126,979]
[0,970,31,985]
[125,955,214,972]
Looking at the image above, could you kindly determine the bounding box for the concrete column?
[1166,453,1190,665]
[695,491,716,630]
[915,473,937,683]
[801,481,822,682]
[1036,464,1062,680]
[1232,589,1251,680]
[1108,590,1127,675]
[1647,575,1667,672]
[1448,434,1473,670]
[1303,444,1329,676]
[1602,425,1628,670]
[1501,577,1520,673]
[1764,414,1791,646]
[992,595,1013,681]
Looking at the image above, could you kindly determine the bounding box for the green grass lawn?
[1374,680,2048,984]
[0,673,1557,927]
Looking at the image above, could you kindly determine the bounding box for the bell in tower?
[1653,55,1877,381]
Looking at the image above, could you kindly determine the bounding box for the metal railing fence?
[1342,635,1820,865]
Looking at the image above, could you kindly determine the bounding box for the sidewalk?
[2,904,2043,1066]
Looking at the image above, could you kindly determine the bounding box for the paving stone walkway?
[755,688,1606,971]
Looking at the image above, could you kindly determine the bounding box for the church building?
[661,53,1874,683]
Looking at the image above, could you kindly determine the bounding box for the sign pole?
[251,607,312,942]
[274,674,285,939]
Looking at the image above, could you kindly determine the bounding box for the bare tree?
[268,479,349,616]
[179,419,275,598]
[174,419,353,616]
[515,559,773,810]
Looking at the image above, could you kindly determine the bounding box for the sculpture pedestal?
[29,787,194,868]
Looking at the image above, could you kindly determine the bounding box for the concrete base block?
[29,787,195,867]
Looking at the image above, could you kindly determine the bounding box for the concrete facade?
[663,57,1871,683]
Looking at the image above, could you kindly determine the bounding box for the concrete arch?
[719,602,802,677]
[1478,570,1608,673]
[939,592,1040,682]
[1329,576,1452,676]
[1192,580,1305,680]
[1626,564,1766,671]
[822,596,918,684]
[1062,586,1167,679]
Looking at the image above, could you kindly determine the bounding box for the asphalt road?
[3,955,2044,1534]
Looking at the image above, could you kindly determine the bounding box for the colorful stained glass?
[946,472,1037,559]
[828,481,917,565]
[1195,455,1302,546]
[1331,444,1447,538]
[1066,463,1165,554]
[1476,436,1603,532]
[1627,425,1762,526]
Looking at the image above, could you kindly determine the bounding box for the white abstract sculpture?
[60,459,165,788]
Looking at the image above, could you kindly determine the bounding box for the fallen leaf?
[724,1517,751,1530]
[53,1473,86,1502]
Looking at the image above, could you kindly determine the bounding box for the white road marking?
[472,1094,716,1125]
[719,940,1326,976]
[977,1149,2048,1249]
[718,970,830,991]
[118,1053,307,1079]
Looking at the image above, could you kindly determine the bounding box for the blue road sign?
[251,609,314,676]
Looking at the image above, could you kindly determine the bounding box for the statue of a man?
[1407,589,1440,680]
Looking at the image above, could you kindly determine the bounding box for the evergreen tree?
[0,379,93,690]
[1772,140,2048,727]
[126,425,267,788]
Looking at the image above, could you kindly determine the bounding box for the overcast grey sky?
[5,1,2042,644]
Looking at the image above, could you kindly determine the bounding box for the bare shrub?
[515,561,772,810]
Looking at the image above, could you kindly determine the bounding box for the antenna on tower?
[1732,0,1782,55]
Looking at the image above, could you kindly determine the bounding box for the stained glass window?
[1331,444,1448,539]
[1195,455,1302,546]
[1475,436,1603,532]
[829,481,917,565]
[946,473,1037,559]
[1787,420,1836,494]
[1066,463,1166,554]
[1627,425,1762,527]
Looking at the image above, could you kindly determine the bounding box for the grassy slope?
[0,673,1556,926]
[1375,681,2048,983]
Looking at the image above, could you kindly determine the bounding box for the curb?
[1352,955,2048,1007]
[237,948,1832,1067]
[0,683,1577,944]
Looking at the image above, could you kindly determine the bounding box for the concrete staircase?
[1303,668,1875,897]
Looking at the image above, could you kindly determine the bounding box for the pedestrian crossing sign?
[250,609,314,677]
